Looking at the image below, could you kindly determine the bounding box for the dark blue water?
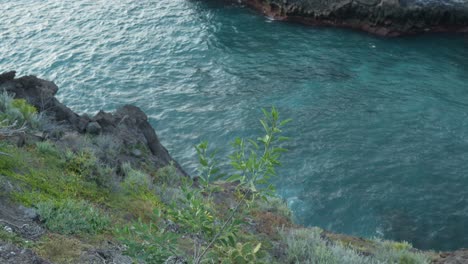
[2,0,468,250]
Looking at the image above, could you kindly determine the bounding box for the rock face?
[0,71,187,176]
[0,242,51,264]
[234,0,468,36]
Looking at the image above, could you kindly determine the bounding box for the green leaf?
[226,174,243,183]
[199,157,208,167]
[242,243,253,256]
[253,243,262,254]
[280,118,292,126]
[247,139,259,149]
[228,235,236,247]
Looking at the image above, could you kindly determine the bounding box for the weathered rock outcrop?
[234,0,468,36]
[0,71,187,176]
[0,242,51,264]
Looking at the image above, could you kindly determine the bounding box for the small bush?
[0,91,40,129]
[282,228,430,264]
[167,185,217,239]
[121,162,152,195]
[155,163,184,187]
[283,228,376,264]
[373,240,430,264]
[116,214,180,264]
[215,242,263,264]
[36,199,110,235]
[64,149,98,177]
[36,141,59,156]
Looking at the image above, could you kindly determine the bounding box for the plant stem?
[194,191,248,264]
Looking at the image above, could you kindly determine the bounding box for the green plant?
[116,210,180,263]
[282,228,431,264]
[216,242,263,264]
[192,107,290,264]
[283,228,375,264]
[155,163,185,187]
[36,141,60,156]
[64,149,98,177]
[0,91,39,130]
[167,182,217,238]
[11,98,39,126]
[195,141,225,189]
[36,199,110,235]
[372,239,429,264]
[121,163,152,195]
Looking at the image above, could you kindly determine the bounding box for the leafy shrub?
[36,199,110,235]
[282,228,430,264]
[215,242,263,264]
[121,162,152,195]
[283,228,376,264]
[11,98,38,125]
[167,184,217,238]
[0,91,40,129]
[372,240,429,264]
[64,149,98,177]
[155,185,185,206]
[116,212,180,264]
[155,163,184,187]
[36,141,60,156]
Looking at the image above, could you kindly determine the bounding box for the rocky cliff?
[0,71,186,176]
[234,0,468,36]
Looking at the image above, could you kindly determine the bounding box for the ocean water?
[1,0,468,251]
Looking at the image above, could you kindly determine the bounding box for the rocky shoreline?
[231,0,468,36]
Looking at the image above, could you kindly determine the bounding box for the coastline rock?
[0,71,187,176]
[85,121,102,135]
[232,0,468,36]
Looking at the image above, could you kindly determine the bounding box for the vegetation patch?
[34,234,85,264]
[282,228,430,264]
[36,199,110,235]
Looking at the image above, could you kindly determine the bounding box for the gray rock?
[0,242,51,264]
[131,149,142,157]
[86,121,102,135]
[18,206,39,221]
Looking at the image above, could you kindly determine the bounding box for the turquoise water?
[2,0,468,250]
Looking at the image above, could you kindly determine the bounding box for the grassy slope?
[0,138,437,264]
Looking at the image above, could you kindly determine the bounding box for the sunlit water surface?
[2,0,468,250]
